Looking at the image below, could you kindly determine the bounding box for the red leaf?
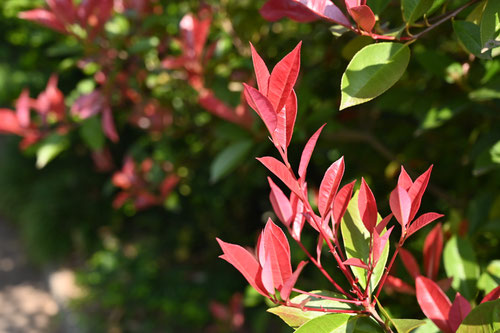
[332,180,355,226]
[198,90,251,128]
[267,42,302,114]
[280,261,307,301]
[385,275,415,294]
[398,166,413,191]
[19,9,66,33]
[358,178,377,233]
[448,293,471,332]
[243,84,277,134]
[437,277,453,292]
[261,253,276,294]
[372,226,394,265]
[102,107,119,142]
[259,219,293,289]
[344,257,368,269]
[250,43,270,94]
[274,106,287,150]
[268,177,293,227]
[415,276,452,333]
[0,109,23,135]
[390,185,412,229]
[318,157,345,217]
[257,156,301,197]
[260,0,351,27]
[408,165,433,221]
[160,175,179,198]
[348,5,376,32]
[399,248,421,279]
[285,90,297,147]
[72,90,106,119]
[406,212,444,238]
[423,223,443,281]
[217,238,268,297]
[298,124,326,180]
[15,89,31,128]
[481,286,500,303]
[47,0,77,26]
[375,213,393,235]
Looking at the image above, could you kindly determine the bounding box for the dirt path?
[0,218,60,333]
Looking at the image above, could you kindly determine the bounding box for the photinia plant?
[216,42,499,332]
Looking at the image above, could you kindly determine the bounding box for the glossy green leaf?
[456,299,500,333]
[453,21,491,59]
[295,313,351,333]
[210,140,253,183]
[443,236,480,300]
[80,116,105,151]
[402,0,435,24]
[341,191,389,292]
[480,0,500,49]
[340,43,410,110]
[392,319,427,333]
[268,290,359,328]
[36,134,70,169]
[348,315,385,332]
[478,260,500,294]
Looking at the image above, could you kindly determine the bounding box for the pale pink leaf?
[18,9,66,33]
[398,166,413,191]
[390,185,412,228]
[268,177,293,227]
[15,89,31,128]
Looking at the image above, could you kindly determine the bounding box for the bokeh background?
[0,0,498,332]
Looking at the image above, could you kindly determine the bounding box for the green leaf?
[348,315,385,333]
[340,43,410,110]
[443,236,480,300]
[268,290,359,328]
[456,299,500,333]
[402,0,435,24]
[392,319,426,333]
[295,313,351,333]
[453,21,491,59]
[80,116,105,151]
[36,134,70,169]
[478,260,500,294]
[367,0,392,15]
[341,191,389,292]
[209,140,253,183]
[480,0,500,49]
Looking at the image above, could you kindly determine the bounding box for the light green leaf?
[295,314,351,333]
[402,0,435,24]
[456,299,500,333]
[341,191,389,293]
[480,0,500,49]
[453,21,491,59]
[80,116,105,151]
[412,319,440,333]
[443,236,480,300]
[36,134,70,169]
[340,43,410,110]
[268,290,359,328]
[489,141,500,164]
[392,319,426,333]
[210,140,253,183]
[478,260,500,294]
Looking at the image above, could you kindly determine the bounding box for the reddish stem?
[292,288,362,305]
[278,300,365,314]
[373,237,404,302]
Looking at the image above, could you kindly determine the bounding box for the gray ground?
[0,218,59,333]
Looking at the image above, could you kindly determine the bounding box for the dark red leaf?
[284,90,297,147]
[385,275,415,294]
[390,185,412,229]
[406,212,444,238]
[358,178,377,233]
[318,157,345,217]
[267,42,302,114]
[0,109,23,135]
[481,286,500,303]
[449,292,471,332]
[298,124,326,180]
[415,276,452,333]
[423,223,443,281]
[280,261,307,301]
[344,257,368,269]
[408,165,433,221]
[375,213,393,235]
[217,238,268,297]
[332,180,356,226]
[399,248,421,279]
[257,156,301,197]
[243,84,277,134]
[250,43,270,94]
[102,107,119,142]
